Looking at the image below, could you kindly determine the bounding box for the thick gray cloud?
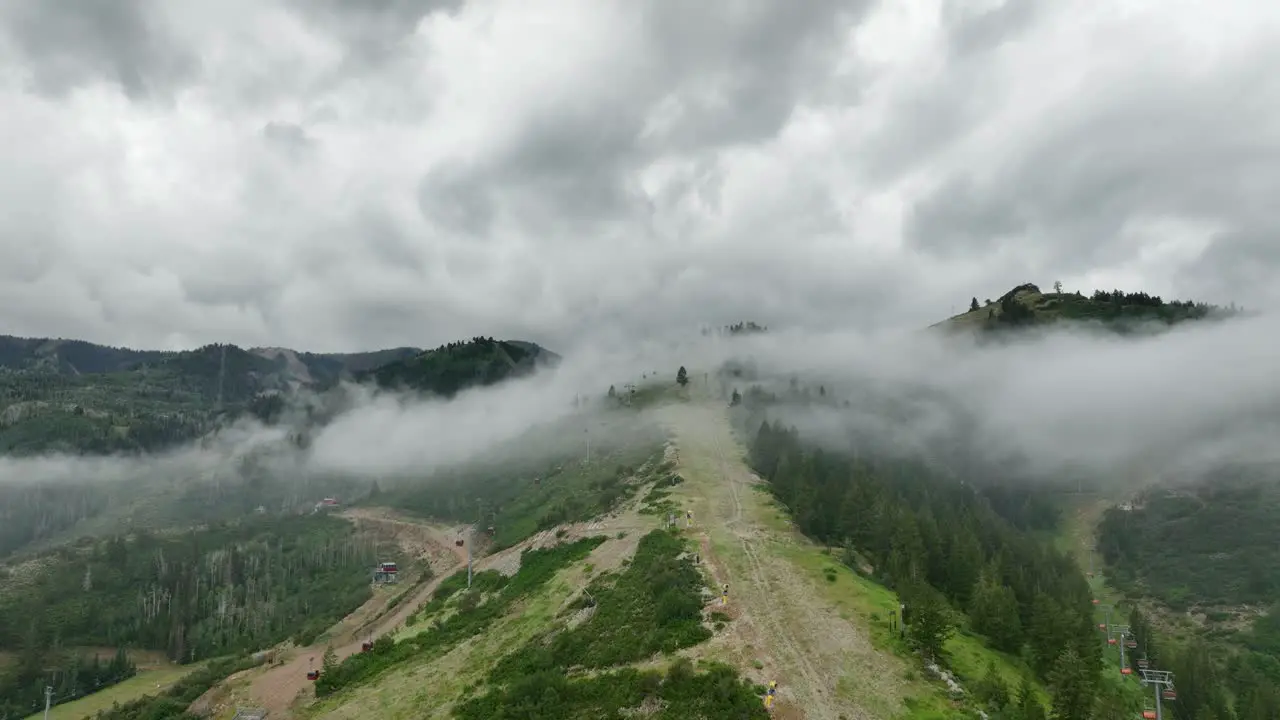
[0,0,1278,353]
[0,0,197,99]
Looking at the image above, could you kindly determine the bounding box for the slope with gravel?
[190,512,467,719]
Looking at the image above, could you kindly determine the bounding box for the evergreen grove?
[0,515,387,715]
[738,397,1104,717]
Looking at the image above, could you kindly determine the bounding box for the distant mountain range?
[0,334,559,456]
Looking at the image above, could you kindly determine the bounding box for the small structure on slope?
[373,561,399,584]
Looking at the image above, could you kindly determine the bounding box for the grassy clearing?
[24,663,199,720]
[58,655,263,720]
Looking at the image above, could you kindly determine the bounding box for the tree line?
[736,392,1108,718]
[0,515,386,709]
[0,483,108,560]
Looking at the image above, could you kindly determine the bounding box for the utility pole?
[468,498,480,589]
[43,686,53,719]
[1139,669,1175,720]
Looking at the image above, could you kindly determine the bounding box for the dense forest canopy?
[356,336,557,397]
[1099,468,1280,608]
[0,515,388,662]
[0,514,390,716]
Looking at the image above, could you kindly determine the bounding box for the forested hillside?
[358,337,558,398]
[731,383,1126,717]
[0,515,392,716]
[0,481,109,560]
[1097,471,1280,719]
[0,337,169,374]
[0,335,553,456]
[0,343,285,455]
[1099,469,1280,609]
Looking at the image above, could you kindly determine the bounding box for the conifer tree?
[1017,675,1047,720]
[1047,646,1094,720]
[322,645,338,673]
[902,582,954,661]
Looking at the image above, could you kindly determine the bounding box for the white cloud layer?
[2,0,1280,354]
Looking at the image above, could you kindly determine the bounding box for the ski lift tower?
[1139,669,1175,720]
[1111,624,1131,673]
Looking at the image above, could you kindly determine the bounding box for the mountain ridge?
[934,282,1237,334]
[0,335,557,456]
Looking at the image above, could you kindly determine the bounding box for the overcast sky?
[2,0,1278,353]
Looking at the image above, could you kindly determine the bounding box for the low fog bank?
[5,312,1279,497]
[721,312,1280,486]
[0,332,713,493]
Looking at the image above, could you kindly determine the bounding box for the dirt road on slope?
[657,400,904,720]
[198,510,469,719]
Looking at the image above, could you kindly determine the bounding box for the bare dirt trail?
[656,396,903,720]
[197,509,469,719]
